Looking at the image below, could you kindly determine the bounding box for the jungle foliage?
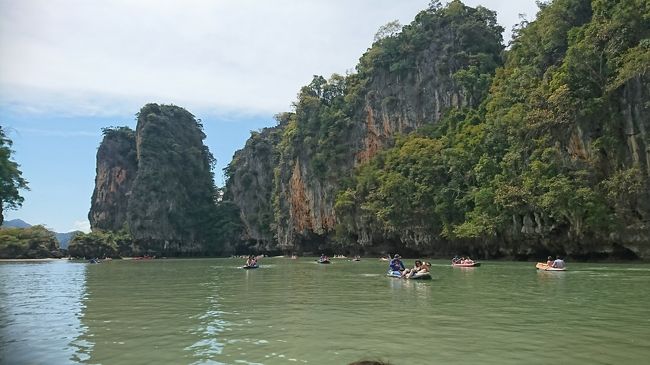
[0,126,29,226]
[335,0,650,257]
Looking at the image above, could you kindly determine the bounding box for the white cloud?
[71,219,91,233]
[15,127,100,137]
[0,0,539,117]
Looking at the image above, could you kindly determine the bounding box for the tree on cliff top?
[0,126,29,226]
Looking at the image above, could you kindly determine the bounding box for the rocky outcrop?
[225,123,284,250]
[89,104,219,255]
[89,127,136,231]
[227,0,649,259]
[268,3,503,251]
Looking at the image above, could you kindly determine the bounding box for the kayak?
[242,264,259,269]
[452,262,481,267]
[318,260,331,264]
[387,270,432,280]
[536,263,566,271]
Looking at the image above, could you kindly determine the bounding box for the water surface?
[1,258,649,364]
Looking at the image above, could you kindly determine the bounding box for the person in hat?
[389,254,405,272]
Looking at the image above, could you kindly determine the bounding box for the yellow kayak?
[536,262,566,271]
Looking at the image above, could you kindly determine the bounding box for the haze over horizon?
[0,0,539,233]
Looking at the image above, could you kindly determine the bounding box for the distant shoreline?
[0,258,64,262]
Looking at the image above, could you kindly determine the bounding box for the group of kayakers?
[389,254,431,278]
[245,255,258,267]
[544,256,566,269]
[451,256,475,265]
[241,253,567,271]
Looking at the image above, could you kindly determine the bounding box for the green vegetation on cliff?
[88,104,229,256]
[336,0,650,259]
[226,0,650,259]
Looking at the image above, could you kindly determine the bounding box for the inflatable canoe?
[387,270,432,280]
[318,260,331,264]
[242,264,259,269]
[452,262,481,267]
[536,263,566,271]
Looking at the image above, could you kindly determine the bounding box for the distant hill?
[1,219,31,228]
[1,219,82,249]
[55,231,82,249]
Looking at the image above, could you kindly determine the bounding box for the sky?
[0,0,539,233]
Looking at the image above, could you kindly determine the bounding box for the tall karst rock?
[224,118,285,251]
[89,104,219,255]
[226,1,504,253]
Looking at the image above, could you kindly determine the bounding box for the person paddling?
[389,254,405,272]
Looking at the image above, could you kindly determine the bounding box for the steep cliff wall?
[127,104,218,253]
[89,127,136,231]
[225,123,284,250]
[270,2,504,251]
[228,0,650,259]
[89,104,220,255]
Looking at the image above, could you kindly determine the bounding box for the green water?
[1,258,649,364]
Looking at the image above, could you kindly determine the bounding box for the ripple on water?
[2,259,650,364]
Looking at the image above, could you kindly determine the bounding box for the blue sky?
[1,0,539,233]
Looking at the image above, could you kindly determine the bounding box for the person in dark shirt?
[389,254,405,272]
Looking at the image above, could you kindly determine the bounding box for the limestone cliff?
[88,127,136,231]
[230,0,650,259]
[271,2,503,251]
[225,122,284,251]
[89,104,219,255]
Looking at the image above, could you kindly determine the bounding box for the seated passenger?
[419,262,431,273]
[246,255,257,267]
[389,254,405,272]
[546,256,554,266]
[552,256,566,269]
[402,260,422,278]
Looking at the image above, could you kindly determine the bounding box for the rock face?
[225,0,650,259]
[225,123,283,251]
[89,127,136,231]
[89,104,219,255]
[227,2,504,253]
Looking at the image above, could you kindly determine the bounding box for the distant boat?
[452,262,481,267]
[318,259,331,264]
[242,264,259,269]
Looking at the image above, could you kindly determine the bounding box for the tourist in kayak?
[401,260,422,278]
[389,254,405,272]
[546,256,554,266]
[551,256,566,269]
[245,255,257,267]
[461,257,475,265]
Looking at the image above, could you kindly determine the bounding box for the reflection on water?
[0,261,90,364]
[2,259,650,364]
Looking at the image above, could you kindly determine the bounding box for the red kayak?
[452,262,481,267]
